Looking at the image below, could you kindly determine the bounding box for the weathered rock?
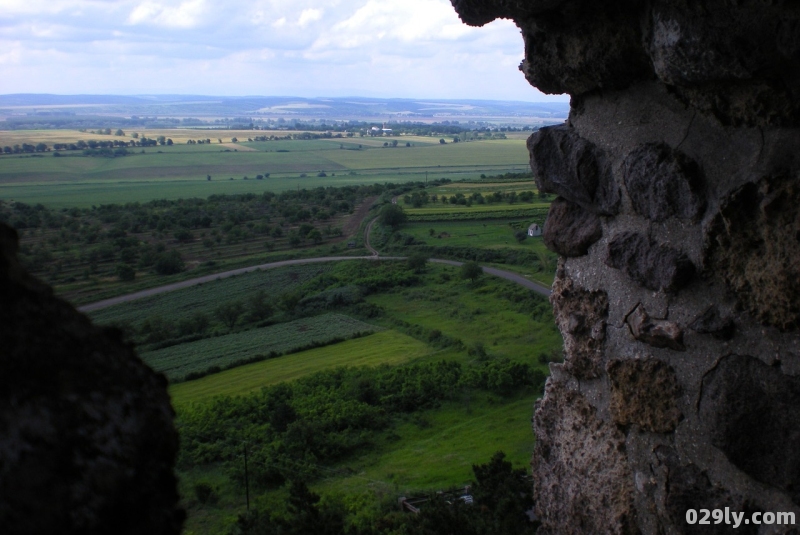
[625,304,685,351]
[542,197,602,257]
[655,446,760,535]
[689,306,735,341]
[607,358,682,432]
[450,0,800,531]
[0,223,183,535]
[529,125,619,215]
[532,378,638,535]
[623,143,706,223]
[550,271,608,379]
[700,355,800,505]
[606,232,695,293]
[705,174,800,331]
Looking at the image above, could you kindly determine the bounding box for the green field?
[89,263,334,327]
[141,313,380,381]
[316,394,536,495]
[403,220,547,250]
[170,329,431,406]
[0,138,530,207]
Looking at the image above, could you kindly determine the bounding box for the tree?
[231,137,238,143]
[114,129,125,136]
[439,138,446,144]
[460,261,482,282]
[407,253,428,274]
[215,301,244,330]
[157,135,166,145]
[307,229,322,244]
[247,290,273,322]
[115,263,135,281]
[154,250,185,275]
[378,203,407,229]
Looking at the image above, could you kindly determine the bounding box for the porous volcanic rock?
[529,125,619,215]
[700,355,800,505]
[606,232,695,294]
[450,0,800,530]
[550,270,608,379]
[542,197,602,257]
[0,223,183,535]
[622,143,706,223]
[607,358,682,432]
[532,378,638,535]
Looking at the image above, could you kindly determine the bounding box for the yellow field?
[169,330,434,406]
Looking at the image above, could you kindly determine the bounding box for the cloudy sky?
[0,0,566,102]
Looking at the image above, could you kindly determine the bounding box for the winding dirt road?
[79,213,551,313]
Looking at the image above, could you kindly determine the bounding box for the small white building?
[528,223,542,237]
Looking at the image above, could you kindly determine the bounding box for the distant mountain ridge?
[0,94,569,122]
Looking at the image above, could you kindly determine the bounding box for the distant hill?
[0,94,569,127]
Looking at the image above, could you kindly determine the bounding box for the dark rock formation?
[529,125,619,215]
[606,232,695,293]
[450,0,800,531]
[622,143,706,223]
[700,355,800,505]
[689,306,735,341]
[0,223,183,535]
[542,197,602,257]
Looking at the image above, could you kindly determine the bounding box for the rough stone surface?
[0,223,183,535]
[550,269,608,379]
[449,0,800,530]
[705,174,800,331]
[607,358,682,432]
[654,446,760,535]
[700,355,800,505]
[532,378,638,535]
[606,232,695,294]
[689,306,735,341]
[625,304,685,351]
[529,125,619,215]
[542,196,602,257]
[622,143,706,223]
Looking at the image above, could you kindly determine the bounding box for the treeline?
[0,183,395,283]
[402,189,543,208]
[230,451,537,535]
[3,136,175,155]
[178,360,545,486]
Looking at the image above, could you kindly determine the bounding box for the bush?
[115,263,135,281]
[154,250,185,275]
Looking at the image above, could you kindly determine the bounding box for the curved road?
[79,215,551,313]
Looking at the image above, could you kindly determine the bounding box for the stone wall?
[451,1,800,533]
[0,223,183,534]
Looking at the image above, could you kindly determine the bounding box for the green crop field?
[170,329,431,406]
[89,263,334,327]
[0,137,530,207]
[316,394,536,495]
[141,313,380,381]
[402,220,549,250]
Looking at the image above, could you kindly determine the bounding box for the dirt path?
[342,195,380,237]
[79,217,551,313]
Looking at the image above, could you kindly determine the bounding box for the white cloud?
[297,8,322,27]
[0,0,567,101]
[127,0,208,29]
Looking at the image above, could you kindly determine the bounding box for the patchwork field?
[141,313,381,382]
[0,136,530,207]
[170,329,431,406]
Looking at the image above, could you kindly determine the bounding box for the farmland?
[0,136,530,207]
[140,313,382,382]
[170,329,431,405]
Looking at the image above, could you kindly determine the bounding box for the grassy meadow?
[0,134,529,207]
